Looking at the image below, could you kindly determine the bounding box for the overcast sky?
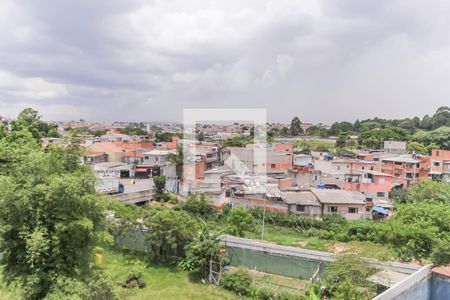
[1,0,450,123]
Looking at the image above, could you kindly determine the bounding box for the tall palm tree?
[167,146,184,180]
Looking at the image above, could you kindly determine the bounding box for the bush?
[123,260,146,289]
[44,276,117,300]
[432,243,450,267]
[221,269,252,296]
[323,254,377,299]
[226,207,255,237]
[250,208,324,231]
[182,193,214,217]
[153,175,167,202]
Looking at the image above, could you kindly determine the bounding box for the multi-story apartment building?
[381,154,430,186]
[429,149,450,182]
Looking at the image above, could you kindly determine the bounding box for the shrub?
[221,269,252,296]
[323,254,377,299]
[432,243,450,267]
[250,208,324,230]
[123,260,146,289]
[226,207,255,237]
[182,193,214,217]
[153,175,167,202]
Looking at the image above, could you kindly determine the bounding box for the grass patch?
[244,224,332,252]
[98,250,240,300]
[0,250,241,300]
[244,224,394,261]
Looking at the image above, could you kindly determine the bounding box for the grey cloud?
[0,0,450,122]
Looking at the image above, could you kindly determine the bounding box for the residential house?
[156,136,178,150]
[429,149,450,182]
[82,151,108,165]
[195,143,230,170]
[311,188,367,220]
[136,149,177,178]
[313,159,380,182]
[383,141,407,155]
[381,154,430,186]
[288,168,322,188]
[99,129,131,143]
[274,143,294,153]
[284,191,322,217]
[229,147,292,175]
[89,142,125,162]
[343,170,394,209]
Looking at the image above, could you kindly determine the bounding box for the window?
[328,206,338,213]
[296,205,305,212]
[271,163,276,169]
[314,175,318,180]
[434,162,440,167]
[348,207,358,213]
[377,192,385,197]
[144,156,149,160]
[379,178,385,184]
[337,166,340,171]
[362,167,365,170]
[370,166,374,170]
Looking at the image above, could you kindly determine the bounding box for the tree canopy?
[0,131,105,299]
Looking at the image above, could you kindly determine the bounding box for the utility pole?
[261,197,267,240]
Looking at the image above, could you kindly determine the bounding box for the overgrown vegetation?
[0,109,114,299]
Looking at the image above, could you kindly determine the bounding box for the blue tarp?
[373,206,389,215]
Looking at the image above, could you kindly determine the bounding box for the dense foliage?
[0,109,108,299]
[226,207,255,237]
[145,208,197,258]
[322,254,377,300]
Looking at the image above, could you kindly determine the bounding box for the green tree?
[353,119,361,132]
[226,207,255,237]
[384,200,450,261]
[0,143,105,299]
[407,180,450,204]
[145,208,197,258]
[182,193,214,217]
[197,131,205,141]
[280,127,289,137]
[180,222,221,278]
[11,108,60,141]
[323,254,377,299]
[153,175,167,202]
[412,126,450,149]
[406,141,427,155]
[290,117,303,136]
[167,146,184,180]
[336,134,348,148]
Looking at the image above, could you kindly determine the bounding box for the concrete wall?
[373,265,450,300]
[288,204,322,217]
[373,266,431,300]
[431,273,450,300]
[322,204,366,220]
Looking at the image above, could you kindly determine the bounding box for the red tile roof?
[91,142,124,153]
